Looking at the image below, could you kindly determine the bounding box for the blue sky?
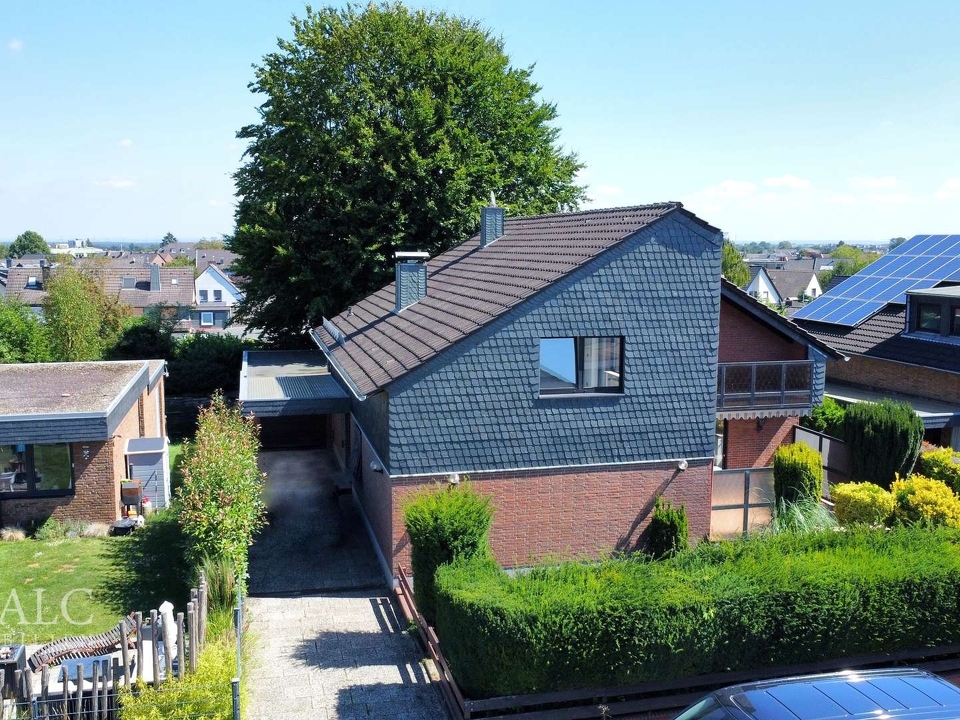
[2,1,959,243]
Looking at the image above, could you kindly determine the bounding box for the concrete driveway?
[248,449,383,595]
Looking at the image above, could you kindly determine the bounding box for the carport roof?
[240,351,350,416]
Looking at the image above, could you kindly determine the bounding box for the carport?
[239,350,350,449]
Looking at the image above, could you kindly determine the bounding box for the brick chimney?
[394,251,429,313]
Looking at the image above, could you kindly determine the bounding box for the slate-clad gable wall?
[385,215,721,475]
[353,391,390,464]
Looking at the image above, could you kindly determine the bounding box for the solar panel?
[794,234,960,326]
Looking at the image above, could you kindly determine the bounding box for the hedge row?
[435,527,960,698]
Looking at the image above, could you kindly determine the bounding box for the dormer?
[905,285,960,342]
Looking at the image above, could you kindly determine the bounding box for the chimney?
[480,192,505,248]
[150,264,161,292]
[394,251,429,313]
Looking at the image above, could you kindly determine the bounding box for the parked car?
[674,669,960,720]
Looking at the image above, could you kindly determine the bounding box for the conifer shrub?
[804,397,847,438]
[773,443,823,504]
[832,482,895,526]
[917,447,960,495]
[646,497,688,558]
[844,400,924,489]
[891,474,960,528]
[402,482,493,624]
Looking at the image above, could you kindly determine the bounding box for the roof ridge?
[499,201,681,223]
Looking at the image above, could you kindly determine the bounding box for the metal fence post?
[31,696,39,720]
[232,677,241,720]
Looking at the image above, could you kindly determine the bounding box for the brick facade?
[723,416,799,469]
[827,354,960,405]
[379,459,713,572]
[719,299,807,363]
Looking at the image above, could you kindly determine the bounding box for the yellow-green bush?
[917,447,960,495]
[832,482,895,525]
[773,443,823,504]
[892,474,960,528]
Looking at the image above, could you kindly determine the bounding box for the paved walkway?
[245,593,446,719]
[245,449,447,719]
[248,450,383,595]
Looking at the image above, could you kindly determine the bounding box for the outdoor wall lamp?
[756,417,767,431]
[448,473,460,486]
[369,460,385,474]
[677,459,689,471]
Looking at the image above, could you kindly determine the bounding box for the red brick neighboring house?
[0,360,169,528]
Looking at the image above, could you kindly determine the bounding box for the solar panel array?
[793,234,960,327]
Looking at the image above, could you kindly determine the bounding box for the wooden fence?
[0,573,209,719]
[396,565,960,719]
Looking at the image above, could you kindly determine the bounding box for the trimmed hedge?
[917,447,960,495]
[892,474,960,528]
[402,482,493,624]
[435,527,960,698]
[804,397,847,438]
[646,497,688,558]
[832,482,895,525]
[773,443,823,504]
[844,400,924,489]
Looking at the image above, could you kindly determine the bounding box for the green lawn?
[0,513,192,644]
[168,441,185,493]
[0,537,119,644]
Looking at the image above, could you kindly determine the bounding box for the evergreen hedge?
[804,397,847,438]
[832,482,895,525]
[844,400,924,489]
[402,482,493,624]
[773,443,823,504]
[435,527,960,698]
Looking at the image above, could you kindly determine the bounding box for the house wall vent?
[394,251,429,313]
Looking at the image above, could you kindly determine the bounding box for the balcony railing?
[717,360,814,410]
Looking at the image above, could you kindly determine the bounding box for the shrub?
[832,482,895,525]
[770,496,838,534]
[891,474,960,528]
[917,447,960,495]
[773,443,823,504]
[402,482,493,624]
[166,333,258,396]
[176,393,267,588]
[803,397,847,438]
[844,399,924,489]
[435,527,960,698]
[646,497,688,558]
[0,527,26,542]
[32,518,66,541]
[118,630,235,719]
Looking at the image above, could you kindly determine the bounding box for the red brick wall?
[719,298,807,362]
[827,354,960,405]
[1,440,119,527]
[382,460,713,572]
[724,416,798,469]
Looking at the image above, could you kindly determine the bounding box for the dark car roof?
[715,670,960,720]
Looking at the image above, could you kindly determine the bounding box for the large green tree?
[0,298,49,363]
[230,2,586,341]
[44,266,130,361]
[721,240,751,286]
[9,230,48,257]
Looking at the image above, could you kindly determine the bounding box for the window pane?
[539,338,576,392]
[919,303,941,332]
[34,444,72,492]
[213,290,222,302]
[582,337,622,390]
[0,444,27,492]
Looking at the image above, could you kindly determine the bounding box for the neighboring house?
[97,251,168,268]
[4,254,48,269]
[192,264,243,330]
[0,360,170,528]
[237,202,841,581]
[4,266,195,317]
[745,267,822,305]
[49,242,106,258]
[794,233,960,450]
[195,249,239,274]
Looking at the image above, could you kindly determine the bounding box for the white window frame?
[198,289,208,303]
[200,311,214,327]
[213,289,222,302]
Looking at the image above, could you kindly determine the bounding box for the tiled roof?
[100,267,195,308]
[313,203,718,396]
[798,305,960,374]
[765,269,816,300]
[1,267,49,305]
[823,274,850,293]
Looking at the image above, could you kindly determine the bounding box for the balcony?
[717,360,814,411]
